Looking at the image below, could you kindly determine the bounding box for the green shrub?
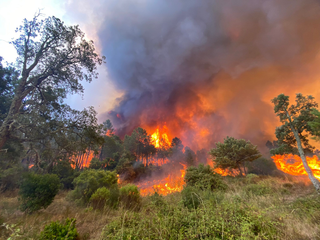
[119,184,141,209]
[246,173,260,183]
[19,173,60,213]
[52,161,77,189]
[184,164,227,191]
[89,187,110,210]
[150,192,166,207]
[181,186,201,209]
[69,169,118,205]
[39,218,79,240]
[0,166,23,192]
[244,183,272,196]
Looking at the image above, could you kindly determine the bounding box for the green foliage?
[52,161,77,189]
[89,187,110,210]
[103,193,281,239]
[39,218,79,240]
[181,186,201,209]
[89,158,104,170]
[245,173,259,184]
[19,173,60,213]
[69,169,117,205]
[309,109,320,142]
[271,93,318,155]
[119,184,141,209]
[244,184,272,196]
[184,164,227,191]
[209,136,261,175]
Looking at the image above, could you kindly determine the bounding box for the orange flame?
[71,150,95,169]
[207,159,239,176]
[272,154,320,180]
[151,127,171,149]
[138,163,187,196]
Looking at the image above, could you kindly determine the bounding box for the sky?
[0,0,120,116]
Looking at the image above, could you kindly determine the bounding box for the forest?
[1,12,320,240]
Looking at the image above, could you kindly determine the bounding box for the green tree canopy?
[0,13,103,150]
[209,136,261,176]
[271,93,320,191]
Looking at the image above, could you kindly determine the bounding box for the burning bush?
[68,169,118,205]
[19,173,60,213]
[184,164,227,191]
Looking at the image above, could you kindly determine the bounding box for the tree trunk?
[237,164,243,176]
[0,93,25,150]
[292,127,320,192]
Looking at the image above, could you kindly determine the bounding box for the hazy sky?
[0,0,120,118]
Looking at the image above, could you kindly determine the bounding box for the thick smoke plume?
[67,0,320,152]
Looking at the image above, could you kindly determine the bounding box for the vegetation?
[19,173,60,213]
[39,218,79,240]
[1,12,320,240]
[209,136,261,175]
[1,174,318,239]
[68,169,118,205]
[184,164,227,191]
[271,93,320,191]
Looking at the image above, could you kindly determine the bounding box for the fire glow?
[272,154,320,180]
[138,163,187,196]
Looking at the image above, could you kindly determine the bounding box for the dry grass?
[1,176,320,239]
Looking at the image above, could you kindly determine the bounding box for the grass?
[0,176,319,239]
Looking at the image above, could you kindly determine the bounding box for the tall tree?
[209,136,261,176]
[271,93,320,191]
[0,14,103,150]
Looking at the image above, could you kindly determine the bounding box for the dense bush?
[184,164,227,191]
[181,186,201,209]
[68,169,117,205]
[247,157,277,175]
[119,184,141,209]
[39,218,79,240]
[89,187,110,210]
[19,173,60,213]
[52,161,78,189]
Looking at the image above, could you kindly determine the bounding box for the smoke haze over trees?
[63,0,320,151]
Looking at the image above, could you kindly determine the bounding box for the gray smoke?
[66,0,320,151]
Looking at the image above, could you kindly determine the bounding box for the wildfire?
[272,154,320,180]
[151,127,171,149]
[138,163,187,196]
[207,160,240,176]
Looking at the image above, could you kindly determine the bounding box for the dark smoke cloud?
[66,0,320,152]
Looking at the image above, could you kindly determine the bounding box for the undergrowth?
[0,176,319,239]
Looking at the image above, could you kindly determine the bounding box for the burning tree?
[209,136,261,176]
[271,93,320,191]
